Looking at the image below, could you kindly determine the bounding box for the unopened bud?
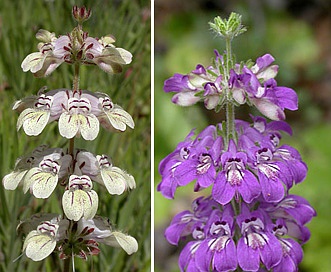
[72,6,92,24]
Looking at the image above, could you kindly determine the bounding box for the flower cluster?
[165,196,315,271]
[164,51,297,121]
[14,88,134,140]
[158,116,306,204]
[3,146,135,199]
[2,6,137,264]
[21,28,132,77]
[18,214,138,261]
[158,14,315,272]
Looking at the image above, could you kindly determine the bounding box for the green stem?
[63,257,71,272]
[224,36,235,148]
[73,62,80,94]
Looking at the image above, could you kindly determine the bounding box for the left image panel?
[0,1,151,271]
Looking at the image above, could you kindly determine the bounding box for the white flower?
[59,94,99,140]
[98,95,134,131]
[23,152,71,198]
[62,175,98,221]
[83,36,132,74]
[23,219,58,261]
[21,30,68,77]
[17,94,53,136]
[79,216,138,255]
[2,146,70,193]
[95,155,136,195]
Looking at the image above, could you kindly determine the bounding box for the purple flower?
[212,140,261,204]
[165,196,218,245]
[175,135,222,191]
[194,207,237,272]
[236,205,282,271]
[157,126,218,198]
[249,145,291,202]
[164,73,200,106]
[250,78,298,120]
[271,219,304,272]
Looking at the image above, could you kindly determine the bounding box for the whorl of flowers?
[2,6,137,264]
[157,13,315,272]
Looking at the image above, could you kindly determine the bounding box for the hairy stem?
[224,36,235,148]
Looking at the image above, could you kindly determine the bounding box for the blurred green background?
[155,0,331,271]
[0,0,150,271]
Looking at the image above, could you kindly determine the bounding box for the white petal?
[2,170,27,190]
[116,48,133,64]
[99,167,129,195]
[253,98,285,121]
[103,231,138,255]
[17,108,50,136]
[21,52,47,73]
[62,190,98,221]
[23,168,58,198]
[59,113,99,140]
[80,114,100,141]
[126,173,136,190]
[102,105,134,131]
[58,112,79,139]
[101,47,129,65]
[23,231,56,261]
[171,92,200,106]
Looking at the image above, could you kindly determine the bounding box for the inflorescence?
[157,13,315,272]
[2,6,138,265]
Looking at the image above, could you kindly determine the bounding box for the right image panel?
[154,1,330,271]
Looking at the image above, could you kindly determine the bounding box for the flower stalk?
[158,12,315,272]
[3,5,138,268]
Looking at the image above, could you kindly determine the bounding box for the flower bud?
[72,6,92,24]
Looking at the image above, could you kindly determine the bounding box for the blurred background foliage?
[155,0,331,271]
[0,0,150,271]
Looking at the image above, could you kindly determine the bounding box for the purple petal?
[213,239,238,272]
[237,238,260,271]
[258,168,284,202]
[238,170,261,203]
[259,233,282,269]
[179,241,201,272]
[212,174,235,205]
[195,240,213,271]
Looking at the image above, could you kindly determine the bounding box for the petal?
[23,168,58,198]
[17,108,50,136]
[238,170,261,203]
[80,114,100,140]
[2,170,27,190]
[212,174,235,205]
[102,231,138,255]
[213,239,238,272]
[100,104,134,131]
[252,98,285,120]
[101,47,131,65]
[237,238,260,271]
[258,170,284,202]
[116,48,133,64]
[21,52,46,73]
[97,166,129,195]
[259,234,282,269]
[195,240,213,271]
[59,113,99,140]
[33,57,64,77]
[171,92,200,106]
[23,231,56,261]
[62,190,98,221]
